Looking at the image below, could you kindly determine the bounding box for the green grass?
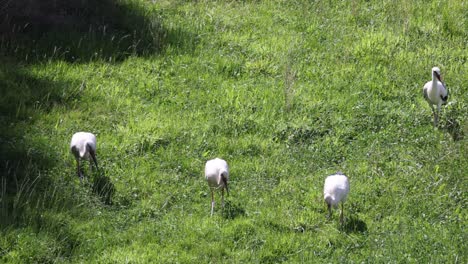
[1,0,467,262]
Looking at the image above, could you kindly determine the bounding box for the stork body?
[204,158,229,216]
[70,132,98,181]
[423,67,448,127]
[324,172,349,224]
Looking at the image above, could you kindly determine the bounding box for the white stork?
[324,172,350,224]
[204,158,229,216]
[423,67,449,127]
[70,132,99,181]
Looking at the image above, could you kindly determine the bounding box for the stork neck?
[430,74,439,95]
[80,141,91,157]
[324,194,334,204]
[433,74,438,84]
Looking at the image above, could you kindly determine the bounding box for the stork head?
[218,170,228,185]
[79,146,88,158]
[432,67,442,82]
[324,194,334,206]
[79,142,92,158]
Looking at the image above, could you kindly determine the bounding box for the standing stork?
[70,132,99,181]
[423,66,449,127]
[324,172,350,224]
[204,158,229,216]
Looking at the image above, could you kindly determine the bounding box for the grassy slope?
[1,0,467,262]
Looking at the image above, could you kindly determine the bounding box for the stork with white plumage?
[423,67,449,127]
[204,158,229,216]
[70,132,99,181]
[324,172,350,224]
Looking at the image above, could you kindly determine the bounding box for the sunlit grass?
[0,0,466,262]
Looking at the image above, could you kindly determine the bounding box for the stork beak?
[434,71,442,82]
[80,149,87,158]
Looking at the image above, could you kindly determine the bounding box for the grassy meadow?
[0,0,467,262]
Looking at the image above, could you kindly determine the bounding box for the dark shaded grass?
[0,60,74,225]
[0,0,196,223]
[0,60,84,260]
[0,0,196,63]
[0,1,180,260]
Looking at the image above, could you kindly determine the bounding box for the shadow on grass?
[0,59,117,259]
[441,103,465,141]
[0,0,194,225]
[222,200,246,220]
[444,119,464,141]
[0,0,196,63]
[0,1,194,259]
[0,142,57,226]
[342,215,367,233]
[0,61,72,226]
[92,172,115,205]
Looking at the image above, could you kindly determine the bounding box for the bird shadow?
[438,101,465,141]
[341,215,367,233]
[222,200,246,220]
[441,117,464,141]
[91,171,115,205]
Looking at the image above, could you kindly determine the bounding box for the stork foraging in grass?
[423,67,449,127]
[70,132,99,181]
[204,158,229,216]
[324,172,349,224]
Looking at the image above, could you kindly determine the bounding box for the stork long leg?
[327,203,332,219]
[429,104,437,127]
[210,190,215,217]
[221,188,225,208]
[434,104,441,127]
[76,159,83,182]
[340,203,344,224]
